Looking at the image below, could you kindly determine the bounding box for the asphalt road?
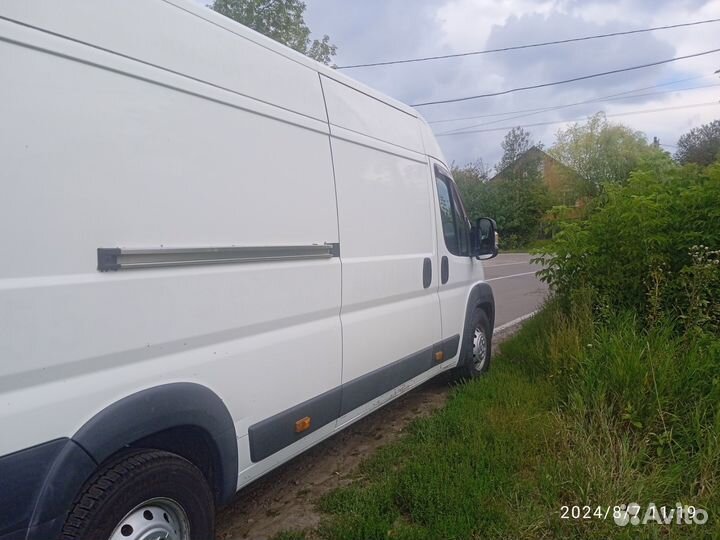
[483,252,548,329]
[216,252,547,539]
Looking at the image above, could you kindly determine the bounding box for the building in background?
[490,146,581,206]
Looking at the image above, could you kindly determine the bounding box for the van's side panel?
[320,77,425,154]
[0,0,327,121]
[320,76,443,423]
[0,18,342,479]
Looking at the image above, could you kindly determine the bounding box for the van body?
[0,2,496,539]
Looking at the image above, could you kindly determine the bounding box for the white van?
[0,2,498,539]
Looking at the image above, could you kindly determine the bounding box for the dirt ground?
[215,325,522,540]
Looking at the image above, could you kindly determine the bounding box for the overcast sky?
[196,0,720,169]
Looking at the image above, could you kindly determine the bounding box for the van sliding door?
[320,76,443,424]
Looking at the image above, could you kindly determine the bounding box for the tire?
[60,449,215,540]
[452,307,492,381]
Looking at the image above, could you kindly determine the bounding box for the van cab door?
[431,163,484,359]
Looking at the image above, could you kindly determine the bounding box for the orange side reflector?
[295,416,311,433]
[435,351,445,362]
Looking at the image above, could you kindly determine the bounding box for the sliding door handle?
[441,256,449,284]
[422,257,432,288]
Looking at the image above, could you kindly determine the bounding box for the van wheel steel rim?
[472,327,487,371]
[109,498,190,540]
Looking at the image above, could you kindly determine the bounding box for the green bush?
[454,162,552,249]
[533,157,720,330]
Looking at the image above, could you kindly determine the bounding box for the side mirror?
[472,217,498,260]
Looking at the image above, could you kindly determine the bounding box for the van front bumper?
[0,438,95,540]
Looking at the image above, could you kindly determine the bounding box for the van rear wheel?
[452,307,491,381]
[60,450,214,540]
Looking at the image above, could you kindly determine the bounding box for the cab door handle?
[422,258,432,288]
[441,256,449,284]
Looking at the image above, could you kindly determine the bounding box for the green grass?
[276,298,720,539]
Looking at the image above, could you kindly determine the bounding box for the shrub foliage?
[534,155,720,331]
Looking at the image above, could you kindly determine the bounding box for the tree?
[550,113,652,193]
[454,156,550,248]
[452,159,490,188]
[452,160,491,223]
[496,127,534,173]
[675,119,720,166]
[494,159,551,247]
[211,0,337,65]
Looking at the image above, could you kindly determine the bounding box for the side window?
[451,185,470,255]
[435,177,458,254]
[435,170,470,256]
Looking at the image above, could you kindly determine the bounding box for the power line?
[443,83,720,134]
[427,74,711,124]
[434,101,720,137]
[337,18,720,69]
[411,48,720,106]
[439,82,720,135]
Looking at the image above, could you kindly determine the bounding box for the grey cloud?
[303,0,715,167]
[483,12,677,94]
[565,0,710,10]
[304,0,445,68]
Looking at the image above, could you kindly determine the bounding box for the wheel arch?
[26,383,237,540]
[467,281,495,332]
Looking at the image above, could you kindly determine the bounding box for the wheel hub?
[109,498,190,540]
[472,327,487,370]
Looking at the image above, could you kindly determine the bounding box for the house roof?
[490,146,573,181]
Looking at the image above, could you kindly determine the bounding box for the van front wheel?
[60,450,214,540]
[452,308,491,381]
